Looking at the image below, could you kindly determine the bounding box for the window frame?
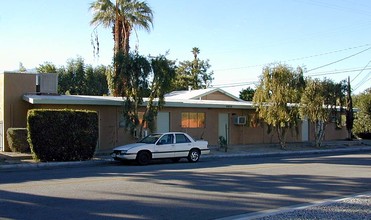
[181,112,206,128]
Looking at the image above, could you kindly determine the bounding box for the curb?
[0,158,112,172]
[203,146,371,159]
[216,191,371,220]
[1,146,371,171]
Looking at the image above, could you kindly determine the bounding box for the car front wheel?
[187,149,200,163]
[136,151,151,165]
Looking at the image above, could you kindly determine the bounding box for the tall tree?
[90,0,153,96]
[175,47,214,90]
[57,57,109,95]
[239,87,255,101]
[346,76,354,140]
[116,52,176,136]
[300,78,347,147]
[353,88,371,139]
[191,47,200,59]
[18,62,27,72]
[253,64,305,149]
[115,52,151,133]
[140,54,176,134]
[36,62,57,73]
[85,65,110,95]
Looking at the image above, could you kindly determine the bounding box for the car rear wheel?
[136,151,151,165]
[187,149,200,162]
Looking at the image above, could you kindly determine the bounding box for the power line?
[214,44,371,72]
[212,81,258,88]
[307,67,371,77]
[351,59,371,83]
[286,44,371,63]
[299,0,371,17]
[212,66,371,90]
[353,71,371,91]
[307,47,371,72]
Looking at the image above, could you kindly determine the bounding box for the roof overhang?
[23,94,125,106]
[23,94,255,109]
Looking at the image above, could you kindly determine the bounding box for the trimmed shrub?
[6,128,30,153]
[27,109,98,162]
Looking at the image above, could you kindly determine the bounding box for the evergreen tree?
[174,47,214,90]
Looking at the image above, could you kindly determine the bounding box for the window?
[157,134,174,145]
[181,112,205,128]
[175,134,191,143]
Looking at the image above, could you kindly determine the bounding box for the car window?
[175,134,191,143]
[138,134,162,144]
[157,134,174,145]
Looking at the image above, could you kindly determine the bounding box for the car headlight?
[119,150,127,155]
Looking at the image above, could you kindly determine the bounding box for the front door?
[154,133,175,159]
[156,112,170,133]
[301,117,309,142]
[218,113,229,144]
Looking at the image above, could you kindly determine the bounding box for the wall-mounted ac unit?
[234,116,246,125]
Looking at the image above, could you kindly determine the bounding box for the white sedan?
[111,132,210,165]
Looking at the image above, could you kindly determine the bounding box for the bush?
[27,109,98,162]
[353,89,371,139]
[6,128,30,153]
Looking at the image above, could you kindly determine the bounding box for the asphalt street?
[1,152,370,220]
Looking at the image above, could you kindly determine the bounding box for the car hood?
[113,143,146,151]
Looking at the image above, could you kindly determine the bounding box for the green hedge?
[27,109,98,162]
[6,128,30,153]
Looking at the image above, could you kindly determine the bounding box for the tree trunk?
[122,20,131,55]
[113,3,123,97]
[114,2,124,55]
[314,120,326,147]
[276,126,287,150]
[123,30,130,55]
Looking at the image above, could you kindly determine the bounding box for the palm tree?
[191,47,200,60]
[90,0,153,96]
[90,0,153,55]
[191,47,200,87]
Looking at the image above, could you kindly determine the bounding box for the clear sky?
[1,0,371,95]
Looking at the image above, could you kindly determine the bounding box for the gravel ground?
[251,195,371,220]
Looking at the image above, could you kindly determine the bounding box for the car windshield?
[138,134,163,144]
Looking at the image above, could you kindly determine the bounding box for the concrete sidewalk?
[1,140,371,171]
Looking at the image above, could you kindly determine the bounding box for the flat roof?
[23,94,125,106]
[23,94,255,109]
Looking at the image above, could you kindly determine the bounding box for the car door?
[153,134,175,159]
[174,133,193,157]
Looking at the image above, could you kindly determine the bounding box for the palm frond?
[89,0,115,28]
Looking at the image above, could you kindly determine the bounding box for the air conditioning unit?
[37,73,58,94]
[234,116,247,125]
